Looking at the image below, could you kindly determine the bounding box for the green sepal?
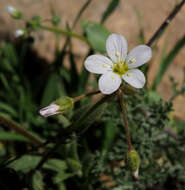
[12,10,22,19]
[55,96,74,112]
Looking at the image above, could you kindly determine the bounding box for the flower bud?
[126,149,140,180]
[39,104,60,117]
[39,96,74,117]
[14,29,26,38]
[6,6,22,19]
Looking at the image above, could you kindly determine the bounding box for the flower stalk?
[40,25,88,42]
[118,88,133,151]
[73,90,101,103]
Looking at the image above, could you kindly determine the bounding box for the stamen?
[103,64,108,68]
[127,73,132,77]
[115,51,120,57]
[130,58,136,63]
[112,76,115,79]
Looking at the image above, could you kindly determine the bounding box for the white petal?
[39,104,60,117]
[122,69,146,88]
[106,33,128,63]
[98,72,121,94]
[84,55,113,74]
[126,45,152,68]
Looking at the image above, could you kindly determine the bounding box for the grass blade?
[101,0,120,24]
[152,34,185,90]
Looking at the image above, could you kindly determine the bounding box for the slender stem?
[118,89,133,151]
[73,90,101,103]
[147,0,185,46]
[40,25,88,42]
[0,115,43,146]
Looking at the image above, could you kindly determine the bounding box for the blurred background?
[0,0,185,120]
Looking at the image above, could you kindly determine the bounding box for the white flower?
[6,6,16,15]
[39,104,60,117]
[14,29,24,38]
[84,33,152,94]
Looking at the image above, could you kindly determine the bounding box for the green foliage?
[32,171,44,190]
[0,131,30,142]
[82,20,110,53]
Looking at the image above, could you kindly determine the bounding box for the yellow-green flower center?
[113,61,129,75]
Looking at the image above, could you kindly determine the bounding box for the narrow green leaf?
[82,20,110,53]
[32,171,44,190]
[1,58,15,73]
[41,73,66,106]
[101,0,120,24]
[3,43,18,66]
[0,102,18,117]
[101,121,118,157]
[69,47,79,92]
[53,173,74,183]
[43,159,68,173]
[66,158,82,177]
[59,68,71,83]
[71,99,108,134]
[71,104,91,121]
[0,74,11,92]
[152,34,185,90]
[0,131,30,142]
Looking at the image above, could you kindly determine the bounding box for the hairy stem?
[118,89,133,151]
[73,90,101,103]
[147,0,185,46]
[0,115,43,146]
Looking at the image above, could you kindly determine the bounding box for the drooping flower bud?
[6,6,22,19]
[39,96,74,117]
[126,149,140,180]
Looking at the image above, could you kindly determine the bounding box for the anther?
[130,58,136,63]
[115,51,120,57]
[103,64,108,68]
[127,73,132,77]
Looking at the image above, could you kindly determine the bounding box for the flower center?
[113,61,129,75]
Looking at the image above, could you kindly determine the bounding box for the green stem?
[40,25,88,42]
[118,89,133,151]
